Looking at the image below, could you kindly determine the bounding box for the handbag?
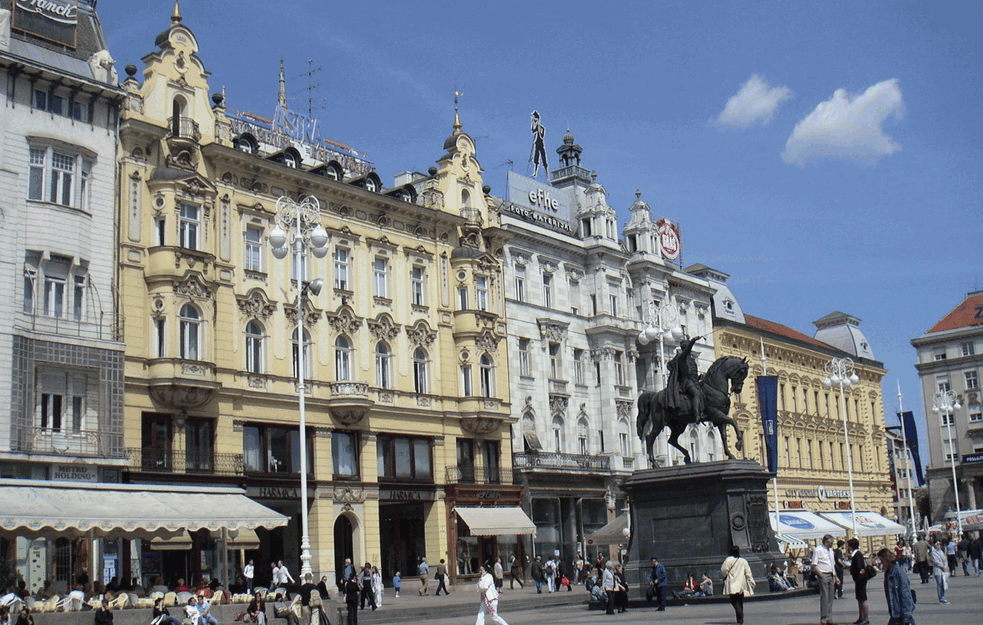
[863,565,877,581]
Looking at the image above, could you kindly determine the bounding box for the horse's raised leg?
[667,424,691,464]
[716,421,735,460]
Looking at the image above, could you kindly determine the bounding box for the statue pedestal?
[624,459,784,596]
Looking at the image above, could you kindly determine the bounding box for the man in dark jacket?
[912,534,930,583]
[530,556,545,594]
[648,557,668,611]
[358,564,375,611]
[969,534,983,576]
[343,578,360,625]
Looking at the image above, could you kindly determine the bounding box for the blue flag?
[756,376,779,473]
[898,411,925,486]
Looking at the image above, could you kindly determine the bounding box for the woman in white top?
[371,567,383,608]
[475,566,509,625]
[721,546,755,625]
[277,561,295,586]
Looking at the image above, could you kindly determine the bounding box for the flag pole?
[761,337,781,531]
[897,381,918,539]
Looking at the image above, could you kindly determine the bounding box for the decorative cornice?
[326,305,363,335]
[407,320,437,347]
[367,313,401,341]
[236,288,277,320]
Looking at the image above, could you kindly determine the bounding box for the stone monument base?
[623,459,786,597]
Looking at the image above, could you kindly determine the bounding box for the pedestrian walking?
[278,560,295,585]
[545,557,556,593]
[573,554,584,585]
[508,553,524,589]
[969,534,982,576]
[358,564,376,611]
[417,557,430,596]
[928,539,949,604]
[944,537,958,577]
[848,537,874,625]
[371,567,382,609]
[878,548,916,625]
[530,556,544,594]
[812,533,840,625]
[435,559,450,596]
[834,540,846,599]
[243,560,255,594]
[475,566,510,625]
[613,564,628,614]
[957,534,971,576]
[271,562,281,588]
[343,577,359,625]
[492,557,504,592]
[601,561,616,615]
[646,556,667,611]
[392,572,400,598]
[912,535,930,584]
[721,546,754,625]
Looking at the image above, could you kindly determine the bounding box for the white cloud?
[715,75,792,128]
[782,79,904,165]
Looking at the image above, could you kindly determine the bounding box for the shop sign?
[477,490,501,500]
[778,513,815,530]
[247,485,300,500]
[504,171,576,236]
[379,488,435,502]
[962,452,983,464]
[835,501,853,510]
[784,500,804,509]
[12,0,79,48]
[784,485,851,501]
[50,463,97,482]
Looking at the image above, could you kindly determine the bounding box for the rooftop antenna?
[295,59,323,118]
[495,160,514,171]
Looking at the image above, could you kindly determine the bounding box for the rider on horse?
[663,336,704,422]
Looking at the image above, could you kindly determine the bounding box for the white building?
[498,131,716,562]
[0,0,125,590]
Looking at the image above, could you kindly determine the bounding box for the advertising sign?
[504,171,576,236]
[655,219,681,260]
[756,375,779,473]
[12,0,79,48]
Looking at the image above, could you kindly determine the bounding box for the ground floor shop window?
[532,498,562,557]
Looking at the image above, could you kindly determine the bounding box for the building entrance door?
[379,503,425,581]
[333,515,354,586]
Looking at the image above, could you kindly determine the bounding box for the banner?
[756,375,779,473]
[898,411,925,486]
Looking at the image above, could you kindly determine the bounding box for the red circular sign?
[656,220,681,260]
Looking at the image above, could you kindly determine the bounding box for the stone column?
[965,479,978,510]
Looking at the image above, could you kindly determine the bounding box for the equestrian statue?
[636,336,749,465]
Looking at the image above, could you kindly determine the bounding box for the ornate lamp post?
[638,299,683,463]
[268,195,328,578]
[823,357,860,537]
[932,389,963,537]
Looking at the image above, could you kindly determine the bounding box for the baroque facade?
[699,267,895,530]
[911,290,983,522]
[500,132,717,564]
[116,5,517,586]
[0,0,125,590]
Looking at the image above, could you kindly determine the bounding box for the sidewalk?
[323,580,586,624]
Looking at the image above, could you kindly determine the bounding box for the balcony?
[513,452,611,472]
[168,116,201,143]
[127,447,244,476]
[147,358,219,410]
[326,381,374,425]
[461,207,484,226]
[445,465,513,485]
[15,427,125,459]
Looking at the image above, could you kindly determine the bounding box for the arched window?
[245,320,264,374]
[460,363,472,396]
[179,303,201,360]
[335,335,352,381]
[551,416,564,453]
[171,97,184,135]
[577,418,590,455]
[479,353,494,398]
[461,188,471,208]
[375,342,392,389]
[291,328,312,378]
[413,347,429,394]
[236,135,256,154]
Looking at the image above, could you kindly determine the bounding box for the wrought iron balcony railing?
[15,426,125,458]
[168,116,201,142]
[128,447,244,476]
[445,465,513,485]
[513,452,611,471]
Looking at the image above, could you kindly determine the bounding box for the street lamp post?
[268,195,328,578]
[638,299,683,464]
[932,389,963,537]
[824,357,860,538]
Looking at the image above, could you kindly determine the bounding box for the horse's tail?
[636,391,655,439]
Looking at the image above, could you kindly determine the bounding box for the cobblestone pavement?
[417,572,981,625]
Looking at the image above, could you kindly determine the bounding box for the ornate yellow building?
[690,266,895,541]
[117,5,517,586]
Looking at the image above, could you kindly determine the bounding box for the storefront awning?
[0,479,288,539]
[151,530,193,551]
[228,528,260,549]
[769,511,843,539]
[775,534,808,549]
[455,506,535,536]
[819,511,906,537]
[586,515,628,545]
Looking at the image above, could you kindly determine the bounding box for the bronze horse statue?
[636,355,749,465]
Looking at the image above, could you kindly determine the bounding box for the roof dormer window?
[283,152,298,168]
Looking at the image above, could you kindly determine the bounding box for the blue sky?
[100,1,982,457]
